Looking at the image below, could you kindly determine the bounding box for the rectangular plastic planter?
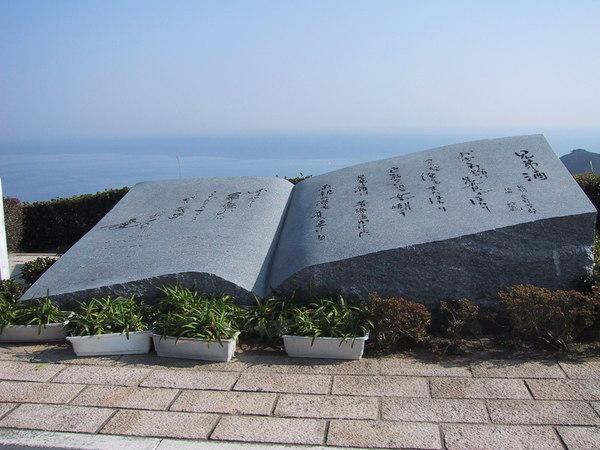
[152,333,237,362]
[67,331,151,356]
[0,323,68,343]
[283,334,369,360]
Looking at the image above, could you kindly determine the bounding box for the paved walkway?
[0,343,598,449]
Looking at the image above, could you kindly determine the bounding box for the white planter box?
[0,323,67,343]
[67,331,151,356]
[152,333,237,362]
[283,334,369,360]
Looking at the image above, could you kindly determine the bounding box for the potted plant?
[0,296,68,342]
[282,296,372,360]
[152,284,244,361]
[66,296,151,356]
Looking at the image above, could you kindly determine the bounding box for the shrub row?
[18,187,130,251]
[575,172,600,229]
[2,197,23,251]
[3,280,599,353]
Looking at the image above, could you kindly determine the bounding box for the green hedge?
[20,188,130,251]
[575,172,600,229]
[2,197,23,251]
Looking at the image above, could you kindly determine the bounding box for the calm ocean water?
[1,130,599,201]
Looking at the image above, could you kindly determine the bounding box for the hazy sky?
[1,1,599,141]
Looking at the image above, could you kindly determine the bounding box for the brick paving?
[0,343,599,448]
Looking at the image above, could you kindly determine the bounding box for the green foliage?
[0,297,65,333]
[575,172,600,229]
[244,296,291,340]
[498,284,598,350]
[367,293,431,350]
[20,187,129,251]
[67,296,147,336]
[0,279,25,303]
[20,257,57,284]
[3,197,23,251]
[153,284,245,341]
[286,296,372,340]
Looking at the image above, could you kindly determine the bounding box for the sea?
[1,129,599,202]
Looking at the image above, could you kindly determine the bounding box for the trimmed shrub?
[498,284,597,350]
[439,298,481,339]
[20,187,129,251]
[367,293,431,350]
[20,257,57,284]
[0,279,25,302]
[3,197,23,251]
[575,172,600,229]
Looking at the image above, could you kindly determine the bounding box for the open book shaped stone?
[22,135,596,307]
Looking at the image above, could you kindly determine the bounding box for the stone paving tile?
[211,415,326,445]
[0,428,160,450]
[559,360,600,379]
[244,353,380,375]
[592,402,600,416]
[101,409,218,439]
[430,377,531,399]
[487,400,600,425]
[327,420,442,449]
[379,358,471,377]
[234,373,331,394]
[71,385,179,410]
[382,398,488,423]
[332,375,429,397]
[0,361,65,382]
[470,360,565,378]
[119,353,251,372]
[526,379,600,400]
[0,344,41,362]
[557,426,600,450]
[0,403,115,433]
[171,390,276,415]
[443,424,563,449]
[30,345,122,366]
[0,404,16,420]
[52,365,151,386]
[140,369,239,390]
[0,381,84,404]
[275,394,379,419]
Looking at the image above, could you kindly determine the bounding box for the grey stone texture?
[101,410,219,439]
[0,381,84,404]
[274,394,379,419]
[327,420,442,449]
[443,424,563,450]
[171,390,277,415]
[211,416,327,445]
[21,135,595,307]
[270,134,596,304]
[557,426,600,450]
[0,403,115,433]
[22,177,294,306]
[71,385,178,410]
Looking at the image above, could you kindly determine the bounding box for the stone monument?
[0,179,10,280]
[22,135,596,307]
